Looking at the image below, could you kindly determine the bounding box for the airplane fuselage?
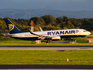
[8,29,90,40]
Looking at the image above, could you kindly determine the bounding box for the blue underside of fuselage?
[60,35,86,38]
[12,37,40,40]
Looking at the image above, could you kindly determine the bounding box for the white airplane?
[4,18,91,40]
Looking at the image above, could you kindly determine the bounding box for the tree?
[56,16,64,29]
[81,18,93,31]
[69,18,81,28]
[63,16,69,22]
[45,24,56,30]
[30,17,45,27]
[56,16,63,23]
[41,15,56,25]
[0,19,7,29]
[65,21,75,29]
[63,27,68,29]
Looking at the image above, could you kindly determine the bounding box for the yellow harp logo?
[8,24,14,32]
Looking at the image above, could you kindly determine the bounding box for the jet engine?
[52,36,61,40]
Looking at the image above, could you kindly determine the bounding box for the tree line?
[0,15,93,32]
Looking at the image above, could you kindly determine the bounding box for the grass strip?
[0,50,93,65]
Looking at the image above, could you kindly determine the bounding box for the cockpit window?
[83,30,86,32]
[76,30,79,33]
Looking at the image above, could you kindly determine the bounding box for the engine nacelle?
[52,36,61,40]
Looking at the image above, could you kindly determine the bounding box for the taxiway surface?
[0,46,93,50]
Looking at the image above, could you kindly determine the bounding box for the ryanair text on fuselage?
[47,30,79,35]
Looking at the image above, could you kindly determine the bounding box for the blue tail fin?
[5,18,23,34]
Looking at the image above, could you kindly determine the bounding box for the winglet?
[39,27,43,31]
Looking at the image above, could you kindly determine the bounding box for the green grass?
[70,37,88,43]
[0,50,93,65]
[0,36,35,45]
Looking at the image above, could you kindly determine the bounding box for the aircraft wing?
[29,30,51,39]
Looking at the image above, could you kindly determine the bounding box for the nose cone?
[87,31,91,35]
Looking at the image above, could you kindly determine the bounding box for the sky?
[0,0,93,11]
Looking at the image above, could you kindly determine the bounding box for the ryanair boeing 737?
[4,18,91,40]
